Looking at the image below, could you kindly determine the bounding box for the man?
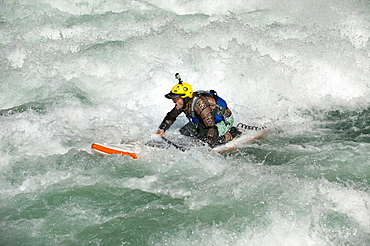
[156,73,241,148]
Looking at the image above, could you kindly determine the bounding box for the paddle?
[161,136,187,152]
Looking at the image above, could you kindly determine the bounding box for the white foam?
[0,2,369,244]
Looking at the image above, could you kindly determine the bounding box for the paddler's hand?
[156,129,165,136]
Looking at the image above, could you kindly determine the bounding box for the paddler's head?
[165,73,193,110]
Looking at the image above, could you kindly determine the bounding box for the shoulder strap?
[191,93,200,118]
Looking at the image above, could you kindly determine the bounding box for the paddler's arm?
[156,107,182,136]
[203,126,219,148]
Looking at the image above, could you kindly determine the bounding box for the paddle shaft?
[161,136,187,152]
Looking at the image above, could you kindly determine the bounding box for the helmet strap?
[183,97,191,110]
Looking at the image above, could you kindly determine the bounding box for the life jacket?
[186,90,228,127]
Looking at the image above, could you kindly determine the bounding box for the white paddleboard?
[213,128,267,153]
[91,128,267,159]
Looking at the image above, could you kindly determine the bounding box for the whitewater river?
[0,0,369,245]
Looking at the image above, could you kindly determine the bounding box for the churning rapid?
[0,0,369,245]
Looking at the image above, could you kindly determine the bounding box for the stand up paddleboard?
[91,124,267,159]
[214,126,267,153]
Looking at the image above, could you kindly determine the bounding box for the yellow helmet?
[165,82,193,99]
